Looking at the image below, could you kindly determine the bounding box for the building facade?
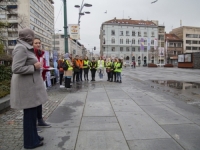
[100,18,159,66]
[0,0,54,55]
[52,34,85,58]
[170,26,200,54]
[165,34,183,66]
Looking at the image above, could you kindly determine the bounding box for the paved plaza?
[0,67,200,150]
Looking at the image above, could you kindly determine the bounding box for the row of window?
[186,40,200,44]
[168,42,182,47]
[186,47,200,50]
[30,0,53,22]
[30,7,53,29]
[105,30,155,37]
[186,34,200,38]
[105,38,154,45]
[104,47,148,52]
[30,16,52,38]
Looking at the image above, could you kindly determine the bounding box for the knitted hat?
[64,53,70,60]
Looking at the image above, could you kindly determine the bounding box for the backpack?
[62,60,69,71]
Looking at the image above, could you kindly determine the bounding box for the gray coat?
[10,40,48,109]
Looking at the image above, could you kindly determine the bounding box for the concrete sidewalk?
[30,70,200,150]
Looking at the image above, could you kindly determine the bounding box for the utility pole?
[63,0,68,53]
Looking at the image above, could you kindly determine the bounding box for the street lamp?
[74,0,92,57]
[74,0,92,25]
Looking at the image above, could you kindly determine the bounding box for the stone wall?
[193,52,200,69]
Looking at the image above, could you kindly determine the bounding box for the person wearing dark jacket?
[90,58,97,81]
[33,38,51,132]
[73,55,80,82]
[57,57,64,88]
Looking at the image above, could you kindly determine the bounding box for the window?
[193,47,198,50]
[169,43,174,47]
[132,31,135,36]
[120,39,123,44]
[132,47,135,51]
[0,14,6,20]
[103,30,105,35]
[177,43,182,47]
[112,47,115,51]
[8,40,17,46]
[186,47,191,50]
[126,31,129,36]
[144,32,147,37]
[186,40,191,44]
[151,32,154,37]
[138,47,140,52]
[192,41,198,44]
[61,35,64,38]
[120,31,123,36]
[138,39,140,44]
[132,39,135,44]
[138,32,141,37]
[120,47,123,52]
[144,39,147,45]
[111,30,115,35]
[151,40,154,45]
[111,38,115,44]
[126,39,130,44]
[126,47,130,52]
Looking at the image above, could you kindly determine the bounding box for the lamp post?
[74,0,92,57]
[63,0,68,53]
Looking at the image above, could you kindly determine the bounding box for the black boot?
[119,80,122,83]
[38,119,51,128]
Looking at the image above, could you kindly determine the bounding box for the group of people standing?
[57,54,123,88]
[10,28,124,149]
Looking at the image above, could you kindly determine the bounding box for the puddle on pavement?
[151,80,200,91]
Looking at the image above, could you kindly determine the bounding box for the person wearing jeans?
[97,57,105,80]
[114,59,122,83]
[83,56,90,81]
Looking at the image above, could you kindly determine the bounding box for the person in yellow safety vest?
[63,53,73,88]
[90,57,97,81]
[111,58,118,82]
[97,57,105,80]
[83,56,90,81]
[105,58,112,81]
[114,58,123,83]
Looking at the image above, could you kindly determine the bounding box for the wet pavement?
[1,67,200,150]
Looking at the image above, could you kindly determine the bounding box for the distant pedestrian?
[57,57,64,88]
[73,55,80,82]
[11,28,48,149]
[83,56,90,81]
[78,56,83,81]
[90,57,97,81]
[63,53,73,88]
[133,61,136,68]
[105,58,112,81]
[97,57,105,80]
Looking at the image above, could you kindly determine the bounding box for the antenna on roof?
[180,20,182,27]
[123,10,124,19]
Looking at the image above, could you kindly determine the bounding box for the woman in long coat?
[10,28,48,149]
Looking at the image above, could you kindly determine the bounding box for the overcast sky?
[54,0,200,53]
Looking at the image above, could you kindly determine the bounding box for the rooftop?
[165,33,182,41]
[104,18,157,26]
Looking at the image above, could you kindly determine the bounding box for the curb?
[0,95,10,112]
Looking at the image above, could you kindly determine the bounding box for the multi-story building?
[100,18,159,66]
[165,34,183,65]
[52,34,84,58]
[0,0,54,55]
[170,26,200,53]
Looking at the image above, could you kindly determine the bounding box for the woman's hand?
[34,62,42,69]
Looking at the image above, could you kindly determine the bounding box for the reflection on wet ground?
[152,80,200,90]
